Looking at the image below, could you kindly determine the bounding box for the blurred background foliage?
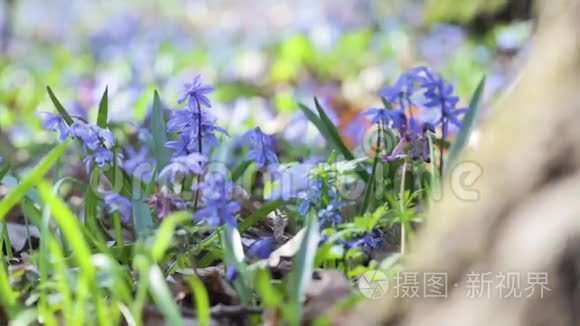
[0,0,532,165]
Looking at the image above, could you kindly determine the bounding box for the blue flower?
[379,66,428,107]
[244,127,278,167]
[247,237,276,260]
[166,106,227,156]
[318,200,345,227]
[83,146,115,172]
[40,112,69,141]
[194,172,241,227]
[103,191,132,223]
[346,229,384,252]
[420,69,467,139]
[69,121,115,151]
[363,108,406,128]
[178,75,214,109]
[159,153,207,183]
[225,264,238,282]
[122,145,155,180]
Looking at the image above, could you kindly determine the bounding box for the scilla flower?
[103,191,132,223]
[194,172,241,227]
[243,127,278,167]
[159,152,207,183]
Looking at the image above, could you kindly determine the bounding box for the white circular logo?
[358,270,389,299]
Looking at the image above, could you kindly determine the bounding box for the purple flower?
[243,127,278,167]
[194,172,241,227]
[103,191,132,223]
[383,117,433,163]
[147,186,188,219]
[178,75,215,109]
[40,112,69,141]
[247,237,276,260]
[159,153,208,183]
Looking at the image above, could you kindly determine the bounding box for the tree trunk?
[346,1,580,325]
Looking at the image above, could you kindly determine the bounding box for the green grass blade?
[148,265,184,326]
[446,76,486,171]
[0,158,10,181]
[84,169,101,235]
[46,86,74,125]
[186,275,210,326]
[37,181,95,281]
[132,198,154,239]
[313,97,355,161]
[231,160,252,182]
[150,91,171,169]
[360,152,379,214]
[239,199,281,232]
[0,140,70,220]
[298,103,331,142]
[286,211,320,325]
[221,225,252,303]
[0,254,19,318]
[300,100,368,180]
[150,211,190,262]
[427,133,440,202]
[96,86,109,128]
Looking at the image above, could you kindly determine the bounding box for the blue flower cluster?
[41,112,116,172]
[160,75,242,227]
[320,229,384,253]
[166,75,227,156]
[243,127,278,168]
[194,172,241,227]
[364,66,465,162]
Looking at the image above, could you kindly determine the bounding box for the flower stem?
[193,98,203,211]
[400,159,408,255]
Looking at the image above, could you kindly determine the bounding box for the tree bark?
[346,1,580,325]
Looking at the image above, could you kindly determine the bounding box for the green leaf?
[300,99,369,180]
[186,275,210,326]
[231,160,252,182]
[314,97,355,162]
[84,169,101,234]
[0,140,70,220]
[427,133,440,201]
[96,86,108,128]
[150,211,190,262]
[37,181,96,282]
[150,91,171,169]
[46,86,74,125]
[446,76,486,171]
[0,159,10,181]
[286,211,320,325]
[148,265,184,326]
[221,225,252,303]
[255,269,282,308]
[0,258,19,318]
[132,198,154,239]
[239,200,281,233]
